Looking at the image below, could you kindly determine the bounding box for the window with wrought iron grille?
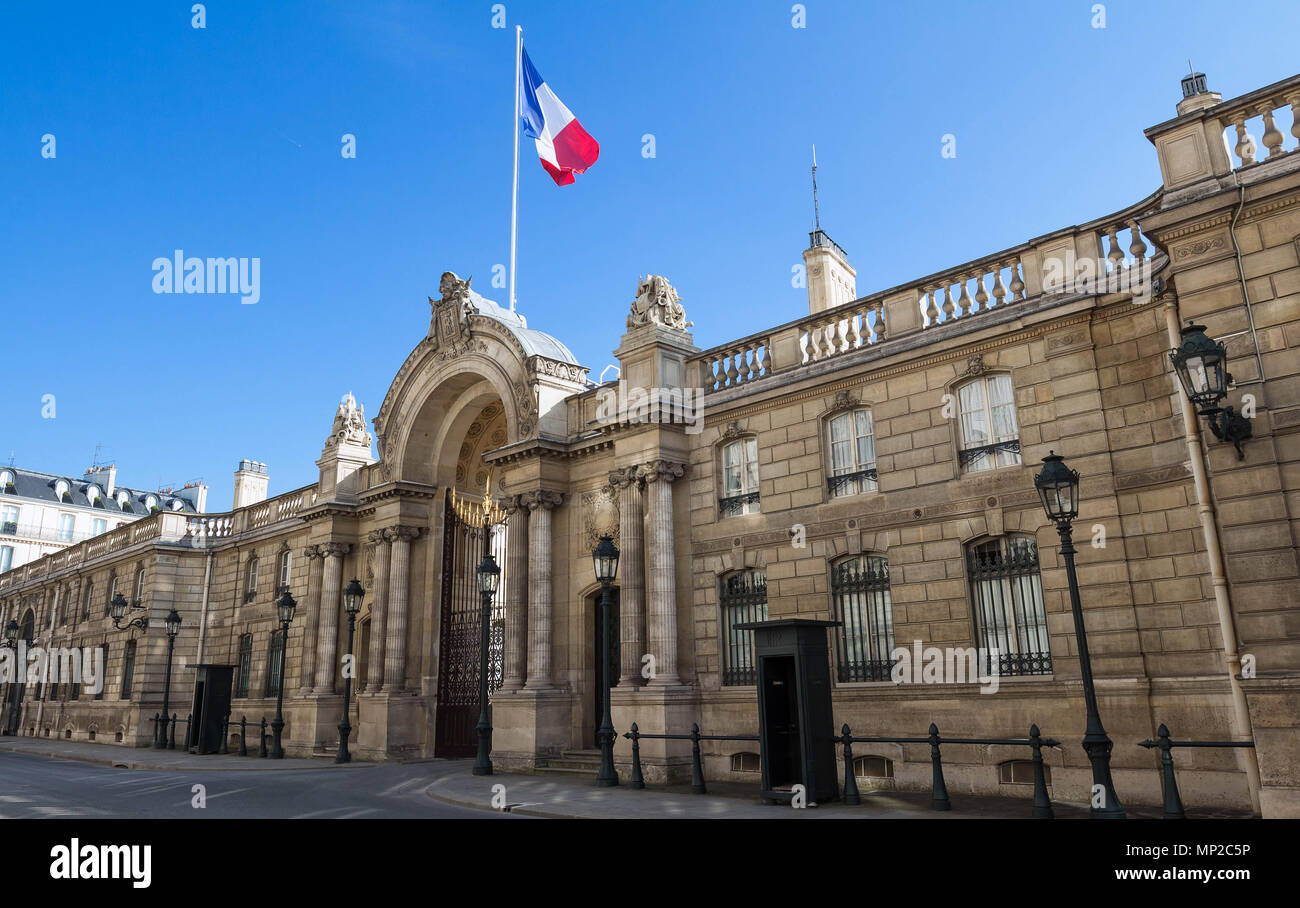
[830,555,895,681]
[265,631,284,697]
[120,640,137,700]
[719,437,760,517]
[720,570,767,685]
[235,634,253,698]
[967,536,1051,676]
[95,644,108,700]
[827,409,878,497]
[956,375,1021,472]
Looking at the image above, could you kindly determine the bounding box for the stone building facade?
[2,72,1298,816]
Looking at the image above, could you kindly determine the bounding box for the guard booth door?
[191,665,234,754]
[761,655,802,789]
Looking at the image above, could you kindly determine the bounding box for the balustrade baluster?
[957,277,971,317]
[1234,116,1257,165]
[1289,93,1300,148]
[941,284,955,322]
[1107,226,1123,271]
[1009,260,1025,300]
[871,300,885,341]
[724,351,739,387]
[844,310,860,349]
[975,274,989,312]
[1128,221,1147,261]
[1261,104,1284,158]
[991,269,1007,307]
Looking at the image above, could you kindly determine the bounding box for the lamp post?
[472,549,501,775]
[270,589,296,759]
[592,534,620,787]
[1035,451,1125,819]
[336,578,363,764]
[109,592,148,632]
[155,609,182,749]
[1,620,18,736]
[1169,323,1252,459]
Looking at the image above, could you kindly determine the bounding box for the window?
[55,480,71,503]
[95,644,108,699]
[244,555,259,603]
[854,755,894,778]
[999,759,1050,786]
[87,486,104,508]
[91,518,107,536]
[967,537,1051,676]
[827,408,878,496]
[235,634,253,698]
[116,491,132,512]
[145,495,158,512]
[82,583,93,620]
[105,576,118,616]
[0,470,13,492]
[277,550,292,594]
[265,631,285,697]
[1,505,18,535]
[134,569,145,604]
[57,513,75,542]
[0,546,12,573]
[719,437,760,517]
[956,375,1021,472]
[730,752,760,772]
[120,640,137,699]
[830,555,895,682]
[720,570,767,685]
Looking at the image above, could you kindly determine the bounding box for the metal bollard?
[928,723,951,811]
[183,714,193,751]
[219,712,230,754]
[152,713,160,747]
[840,724,861,806]
[168,713,177,751]
[624,723,645,790]
[1139,723,1185,820]
[1028,724,1054,819]
[690,723,706,795]
[259,718,268,758]
[238,716,248,756]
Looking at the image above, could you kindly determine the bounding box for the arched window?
[169,499,185,511]
[277,550,292,593]
[719,437,760,517]
[967,536,1051,676]
[55,480,71,503]
[720,570,767,686]
[827,408,878,496]
[116,490,132,513]
[955,375,1021,472]
[133,568,145,604]
[244,554,259,602]
[830,555,895,681]
[235,634,253,698]
[0,470,14,492]
[87,486,104,508]
[853,755,894,779]
[145,495,158,512]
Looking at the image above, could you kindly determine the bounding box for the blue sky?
[3,0,1297,508]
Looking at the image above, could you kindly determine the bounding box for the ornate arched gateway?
[354,273,591,760]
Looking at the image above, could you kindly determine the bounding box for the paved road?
[0,750,520,819]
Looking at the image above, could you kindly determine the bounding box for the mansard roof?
[0,466,198,514]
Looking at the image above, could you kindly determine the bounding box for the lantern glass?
[344,578,364,615]
[276,590,297,624]
[1034,451,1080,522]
[3,619,17,644]
[110,593,129,621]
[1171,324,1228,409]
[165,609,182,638]
[477,554,501,594]
[592,535,619,584]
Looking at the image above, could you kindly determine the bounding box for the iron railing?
[623,723,759,793]
[957,439,1022,470]
[826,468,878,497]
[718,492,760,518]
[1139,723,1257,819]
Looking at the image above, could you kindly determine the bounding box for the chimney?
[82,464,117,496]
[233,460,269,510]
[174,482,209,513]
[1176,70,1221,116]
[803,229,857,315]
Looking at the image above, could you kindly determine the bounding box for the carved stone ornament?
[828,389,860,413]
[581,487,620,550]
[429,271,477,347]
[324,392,374,450]
[641,460,686,483]
[627,274,693,330]
[963,353,985,377]
[524,489,565,511]
[720,419,746,440]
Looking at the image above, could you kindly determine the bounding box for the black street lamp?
[1,620,17,737]
[1035,451,1125,819]
[110,592,148,632]
[473,550,501,775]
[1169,323,1252,458]
[592,534,620,787]
[336,578,363,764]
[155,609,182,749]
[270,589,296,759]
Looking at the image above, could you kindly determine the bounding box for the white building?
[0,464,206,573]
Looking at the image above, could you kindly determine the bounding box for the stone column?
[364,529,391,694]
[524,490,564,689]
[500,495,529,692]
[297,545,324,696]
[611,467,645,686]
[643,460,685,686]
[313,542,350,694]
[383,526,420,692]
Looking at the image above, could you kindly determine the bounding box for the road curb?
[0,744,377,773]
[423,780,594,818]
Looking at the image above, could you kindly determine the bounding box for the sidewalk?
[0,735,375,772]
[423,760,1106,819]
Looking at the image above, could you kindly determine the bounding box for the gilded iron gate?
[434,490,506,758]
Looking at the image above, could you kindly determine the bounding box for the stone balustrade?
[918,255,1028,330]
[1213,78,1300,169]
[699,335,773,392]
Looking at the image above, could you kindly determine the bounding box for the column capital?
[608,466,643,490]
[499,493,529,516]
[641,460,686,483]
[524,489,565,512]
[322,542,352,559]
[388,525,421,543]
[304,544,324,560]
[367,529,392,546]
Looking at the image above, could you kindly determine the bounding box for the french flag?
[519,45,599,186]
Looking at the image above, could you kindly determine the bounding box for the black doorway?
[591,587,620,747]
[761,655,802,789]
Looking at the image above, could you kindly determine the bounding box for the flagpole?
[509,24,522,313]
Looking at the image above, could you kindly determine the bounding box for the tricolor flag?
[518,45,599,186]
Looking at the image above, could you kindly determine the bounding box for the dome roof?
[466,288,580,365]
